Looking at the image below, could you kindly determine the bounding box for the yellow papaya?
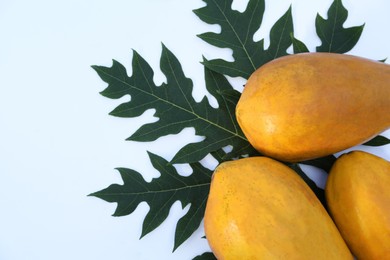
[326,150,390,259]
[204,157,352,259]
[236,53,390,162]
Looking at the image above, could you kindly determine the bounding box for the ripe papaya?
[204,156,352,259]
[326,150,390,259]
[236,53,390,162]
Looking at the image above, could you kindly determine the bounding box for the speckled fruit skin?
[204,156,352,260]
[236,53,390,162]
[326,151,390,259]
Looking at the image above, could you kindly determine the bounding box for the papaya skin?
[326,151,390,259]
[204,157,352,259]
[236,53,390,162]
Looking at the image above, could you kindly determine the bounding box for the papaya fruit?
[204,156,352,259]
[325,150,390,259]
[236,53,390,162]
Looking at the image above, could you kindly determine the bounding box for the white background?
[1,0,390,259]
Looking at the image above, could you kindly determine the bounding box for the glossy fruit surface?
[236,53,390,162]
[204,156,352,259]
[326,151,390,259]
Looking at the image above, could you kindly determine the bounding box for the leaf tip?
[172,244,180,253]
[192,0,207,15]
[107,109,118,117]
[160,42,169,52]
[87,191,97,197]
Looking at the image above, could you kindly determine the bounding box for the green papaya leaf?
[193,252,217,260]
[291,33,309,54]
[89,152,213,251]
[92,45,257,165]
[301,155,337,173]
[316,0,364,53]
[288,164,327,208]
[363,135,390,146]
[194,0,293,79]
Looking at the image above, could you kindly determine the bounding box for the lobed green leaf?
[195,0,293,79]
[92,45,257,164]
[316,0,364,53]
[90,152,213,251]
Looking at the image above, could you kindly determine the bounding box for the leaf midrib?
[328,1,339,52]
[97,182,210,197]
[212,0,257,71]
[95,65,248,142]
[272,7,291,59]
